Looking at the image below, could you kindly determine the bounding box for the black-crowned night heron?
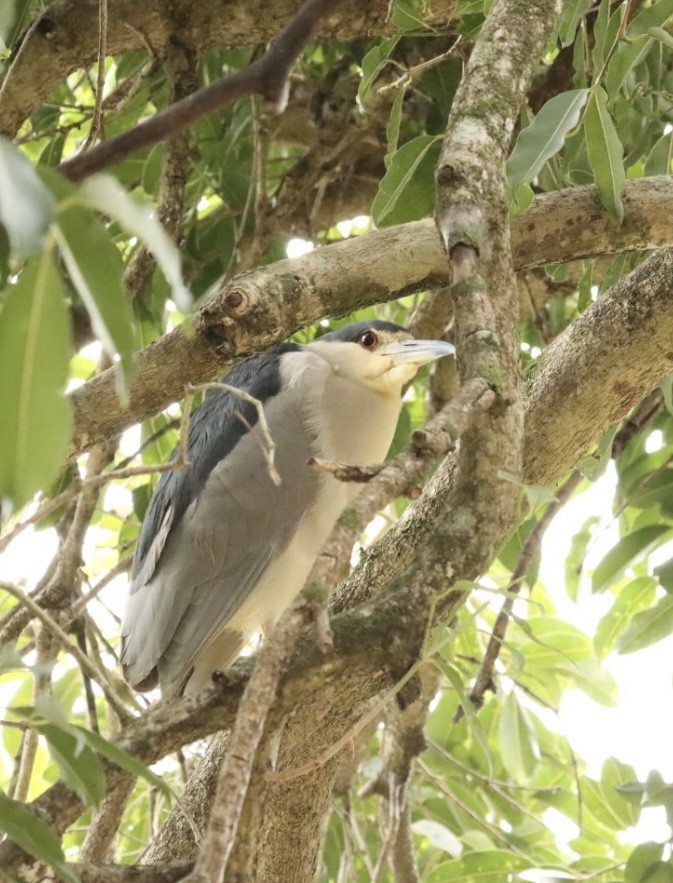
[121,321,454,698]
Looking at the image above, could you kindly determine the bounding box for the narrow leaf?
[0,138,55,258]
[565,515,599,601]
[606,36,653,95]
[0,255,71,509]
[499,690,539,780]
[79,174,191,312]
[617,594,673,654]
[426,850,532,882]
[507,89,589,189]
[39,723,106,807]
[78,727,172,799]
[592,525,671,592]
[372,134,441,226]
[437,660,493,774]
[557,0,593,47]
[0,791,78,883]
[625,843,664,883]
[56,204,137,391]
[584,86,625,223]
[594,577,657,657]
[358,37,399,103]
[385,84,406,169]
[627,0,673,37]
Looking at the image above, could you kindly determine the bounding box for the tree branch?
[183,598,313,882]
[4,241,673,866]
[0,0,458,138]
[56,0,353,182]
[68,176,673,460]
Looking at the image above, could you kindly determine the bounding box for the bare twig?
[66,178,673,462]
[188,382,281,486]
[309,457,385,483]
[465,384,666,718]
[80,0,108,149]
[57,0,352,182]
[182,598,313,883]
[460,470,583,719]
[0,580,136,721]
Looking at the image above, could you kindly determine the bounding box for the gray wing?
[121,353,325,695]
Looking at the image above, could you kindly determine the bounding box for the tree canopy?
[2,0,673,880]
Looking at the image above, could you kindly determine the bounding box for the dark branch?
[57,0,352,182]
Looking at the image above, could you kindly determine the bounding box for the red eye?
[359,330,379,350]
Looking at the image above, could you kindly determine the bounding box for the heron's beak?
[378,339,455,367]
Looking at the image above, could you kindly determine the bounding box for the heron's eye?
[359,330,379,350]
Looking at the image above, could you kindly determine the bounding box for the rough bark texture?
[5,233,673,876]
[68,177,673,460]
[5,1,673,880]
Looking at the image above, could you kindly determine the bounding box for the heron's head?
[306,320,455,395]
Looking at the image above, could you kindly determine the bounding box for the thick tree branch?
[183,599,312,882]
[68,176,673,459]
[56,0,353,182]
[5,238,673,871]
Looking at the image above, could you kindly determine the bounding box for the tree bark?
[0,0,458,137]
[68,177,673,459]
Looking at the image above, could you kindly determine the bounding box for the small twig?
[182,597,312,883]
[459,469,583,720]
[0,580,136,721]
[80,0,108,150]
[58,0,352,182]
[114,418,180,472]
[309,457,385,483]
[371,776,403,883]
[188,382,281,486]
[75,621,100,734]
[391,803,420,883]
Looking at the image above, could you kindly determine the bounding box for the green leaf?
[357,36,399,104]
[606,36,653,95]
[584,86,625,223]
[78,728,171,799]
[385,84,406,170]
[436,660,493,774]
[592,525,672,592]
[592,0,625,72]
[626,847,673,883]
[411,819,461,856]
[594,577,657,656]
[39,723,106,807]
[55,205,137,392]
[557,0,593,47]
[79,174,191,312]
[578,424,619,480]
[627,0,673,37]
[617,594,673,654]
[565,515,599,601]
[648,25,673,49]
[0,791,78,883]
[0,138,55,258]
[372,134,441,226]
[600,756,641,829]
[0,254,72,510]
[507,89,589,189]
[393,0,427,31]
[498,690,539,780]
[426,850,532,882]
[562,657,617,706]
